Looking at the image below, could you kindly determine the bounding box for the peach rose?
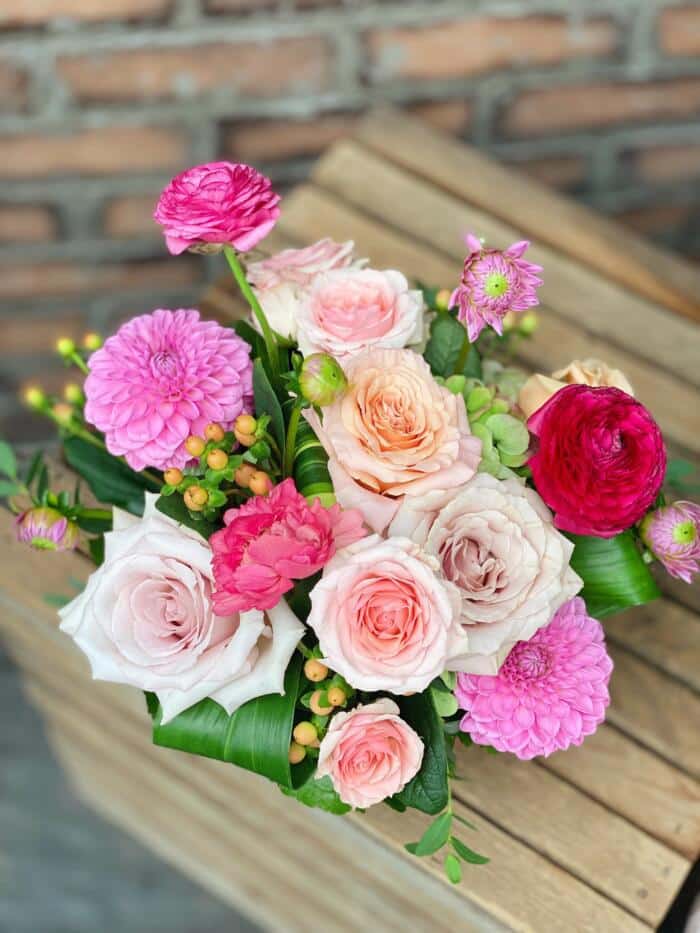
[518,358,634,419]
[307,535,459,694]
[317,698,424,809]
[305,348,481,533]
[297,268,423,363]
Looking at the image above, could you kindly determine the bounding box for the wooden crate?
[2,110,700,932]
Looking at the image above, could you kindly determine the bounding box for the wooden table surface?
[2,110,700,932]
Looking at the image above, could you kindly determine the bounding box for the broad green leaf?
[155,493,220,540]
[63,436,159,514]
[391,692,449,815]
[24,450,44,488]
[444,853,462,884]
[233,319,266,362]
[414,811,453,856]
[293,417,334,505]
[431,687,459,719]
[253,358,285,454]
[280,773,351,815]
[75,514,112,534]
[424,314,482,380]
[0,440,17,479]
[88,536,105,566]
[568,530,660,618]
[451,836,490,865]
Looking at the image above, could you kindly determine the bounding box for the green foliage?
[665,458,700,496]
[391,692,449,815]
[280,774,351,815]
[155,493,220,540]
[63,436,159,513]
[451,837,490,865]
[411,811,453,856]
[424,314,482,380]
[293,417,334,505]
[253,358,285,454]
[0,440,17,480]
[444,853,462,884]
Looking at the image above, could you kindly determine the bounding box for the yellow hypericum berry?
[234,429,256,448]
[435,288,452,311]
[205,422,226,443]
[234,463,257,489]
[310,690,333,717]
[52,403,73,425]
[185,435,206,458]
[164,468,184,487]
[23,385,46,409]
[288,742,307,765]
[184,486,208,511]
[206,449,229,471]
[249,471,272,496]
[56,337,76,357]
[63,383,84,405]
[82,333,103,351]
[327,686,346,708]
[304,658,329,683]
[235,414,257,436]
[292,721,318,747]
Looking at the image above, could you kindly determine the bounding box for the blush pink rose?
[305,348,481,533]
[154,162,280,255]
[317,698,424,809]
[297,268,423,363]
[58,495,304,723]
[307,535,460,694]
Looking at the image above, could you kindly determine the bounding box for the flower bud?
[23,385,47,410]
[234,429,256,448]
[205,422,226,443]
[640,501,700,584]
[207,449,229,471]
[327,686,346,708]
[52,403,74,426]
[56,337,76,357]
[288,742,307,765]
[15,507,80,552]
[234,463,257,489]
[234,414,257,436]
[435,288,452,311]
[83,333,103,351]
[185,435,206,458]
[304,658,328,683]
[63,383,85,405]
[518,311,539,336]
[184,486,208,511]
[164,468,184,487]
[299,353,347,407]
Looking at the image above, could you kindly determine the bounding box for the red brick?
[502,78,700,136]
[103,194,160,238]
[1,310,85,355]
[407,100,473,135]
[616,203,692,237]
[224,114,357,164]
[366,15,617,82]
[0,60,28,112]
[0,126,188,179]
[57,38,332,104]
[659,6,700,56]
[633,143,700,184]
[0,206,56,242]
[0,0,172,28]
[509,155,587,190]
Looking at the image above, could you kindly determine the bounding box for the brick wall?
[1,0,700,444]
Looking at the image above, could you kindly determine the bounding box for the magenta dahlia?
[455,598,612,760]
[84,309,253,472]
[450,234,542,342]
[641,500,700,584]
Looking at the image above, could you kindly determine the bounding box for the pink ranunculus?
[84,308,253,472]
[317,698,424,809]
[296,267,423,363]
[210,478,366,615]
[304,348,481,534]
[154,162,280,255]
[306,535,460,694]
[528,385,666,538]
[58,495,304,723]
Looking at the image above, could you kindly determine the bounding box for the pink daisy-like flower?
[84,309,253,472]
[15,506,79,552]
[450,234,543,343]
[641,500,700,584]
[455,597,612,760]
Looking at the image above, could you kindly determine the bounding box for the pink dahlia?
[455,598,613,760]
[450,234,542,342]
[210,478,366,614]
[84,309,253,472]
[15,506,79,552]
[154,162,280,256]
[641,500,700,584]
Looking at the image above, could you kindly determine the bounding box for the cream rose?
[59,495,303,723]
[296,267,423,363]
[518,358,634,419]
[307,535,459,694]
[389,474,582,675]
[305,347,481,533]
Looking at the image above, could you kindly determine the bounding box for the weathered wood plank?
[355,109,700,323]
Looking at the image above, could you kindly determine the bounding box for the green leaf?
[280,773,351,815]
[451,836,490,865]
[568,530,660,618]
[253,358,285,454]
[424,314,482,380]
[391,692,449,815]
[233,320,266,362]
[75,514,112,534]
[148,655,304,789]
[444,853,462,884]
[293,417,334,505]
[43,592,73,609]
[431,688,459,719]
[24,450,43,487]
[665,458,700,495]
[0,479,22,497]
[155,493,220,540]
[414,811,453,856]
[63,436,159,514]
[0,440,17,479]
[88,536,105,566]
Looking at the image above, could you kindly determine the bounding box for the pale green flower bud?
[299,353,347,407]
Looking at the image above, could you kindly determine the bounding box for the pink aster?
[210,478,366,615]
[15,506,80,552]
[450,234,543,342]
[641,500,700,584]
[84,308,253,472]
[455,597,612,760]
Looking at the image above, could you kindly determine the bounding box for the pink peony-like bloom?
[84,309,253,473]
[450,234,542,343]
[317,698,424,809]
[641,500,700,584]
[210,478,366,615]
[15,506,80,552]
[456,597,613,759]
[297,268,423,363]
[154,162,280,255]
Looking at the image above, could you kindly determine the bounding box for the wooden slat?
[355,109,700,323]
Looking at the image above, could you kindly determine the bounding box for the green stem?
[453,329,471,378]
[70,352,89,376]
[223,245,279,381]
[78,507,113,521]
[284,402,302,479]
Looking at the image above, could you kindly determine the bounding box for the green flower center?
[672,520,696,545]
[31,536,58,551]
[484,272,509,298]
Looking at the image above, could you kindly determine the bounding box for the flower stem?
[78,507,113,521]
[453,329,471,378]
[283,402,302,479]
[223,245,279,381]
[70,352,89,376]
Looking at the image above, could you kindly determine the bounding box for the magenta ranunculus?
[641,500,700,584]
[528,384,666,537]
[154,162,280,255]
[84,308,253,472]
[456,597,613,759]
[210,478,366,615]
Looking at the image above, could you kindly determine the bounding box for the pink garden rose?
[317,698,424,809]
[305,348,481,533]
[296,268,423,363]
[154,162,280,255]
[84,309,253,472]
[307,535,460,694]
[59,495,304,723]
[210,478,366,615]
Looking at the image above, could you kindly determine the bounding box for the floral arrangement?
[4,161,698,882]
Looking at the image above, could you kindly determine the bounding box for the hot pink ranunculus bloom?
[154,162,280,255]
[456,597,613,759]
[84,308,253,472]
[317,698,424,809]
[210,478,366,615]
